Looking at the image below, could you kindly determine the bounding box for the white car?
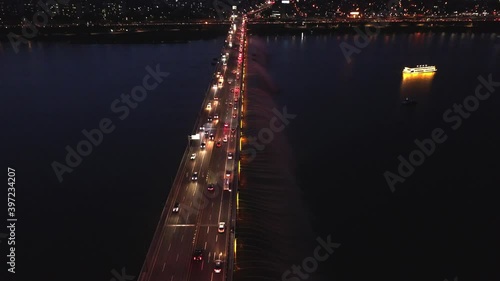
[227,153,233,160]
[223,136,227,143]
[214,260,222,273]
[190,153,196,160]
[206,103,211,110]
[218,222,226,233]
[172,203,180,213]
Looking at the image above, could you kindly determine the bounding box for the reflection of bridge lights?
[234,238,237,258]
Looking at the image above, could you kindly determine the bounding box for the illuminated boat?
[403,65,437,73]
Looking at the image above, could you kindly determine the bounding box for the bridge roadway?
[139,14,247,281]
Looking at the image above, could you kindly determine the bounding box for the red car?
[224,123,229,128]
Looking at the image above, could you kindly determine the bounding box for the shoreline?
[0,21,498,44]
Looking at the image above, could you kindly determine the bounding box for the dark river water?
[1,31,499,281]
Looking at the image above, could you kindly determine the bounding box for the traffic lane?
[180,152,213,225]
[170,124,215,226]
[181,84,230,280]
[189,225,226,281]
[185,170,222,280]
[197,169,226,230]
[166,143,209,225]
[143,27,238,281]
[149,226,196,281]
[146,143,196,281]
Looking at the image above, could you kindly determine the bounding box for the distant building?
[101,0,126,20]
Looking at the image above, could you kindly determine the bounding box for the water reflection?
[400,72,436,97]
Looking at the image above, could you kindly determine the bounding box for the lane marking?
[162,262,166,272]
[176,254,179,262]
[168,243,171,251]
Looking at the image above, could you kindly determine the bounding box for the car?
[190,153,196,160]
[232,113,237,119]
[191,172,198,181]
[214,113,219,119]
[201,143,206,149]
[209,133,215,140]
[204,131,209,137]
[228,153,233,160]
[223,136,228,143]
[214,260,222,273]
[207,184,214,191]
[216,141,222,147]
[231,128,236,133]
[193,249,203,261]
[214,96,218,100]
[208,116,213,122]
[224,123,229,128]
[226,170,231,178]
[233,105,237,110]
[218,222,226,233]
[172,203,180,213]
[206,103,211,110]
[199,126,205,132]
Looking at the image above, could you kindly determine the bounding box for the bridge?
[138,12,247,281]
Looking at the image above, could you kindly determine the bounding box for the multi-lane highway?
[138,13,247,281]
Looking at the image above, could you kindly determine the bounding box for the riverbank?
[248,20,500,35]
[0,24,229,44]
[1,21,498,44]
